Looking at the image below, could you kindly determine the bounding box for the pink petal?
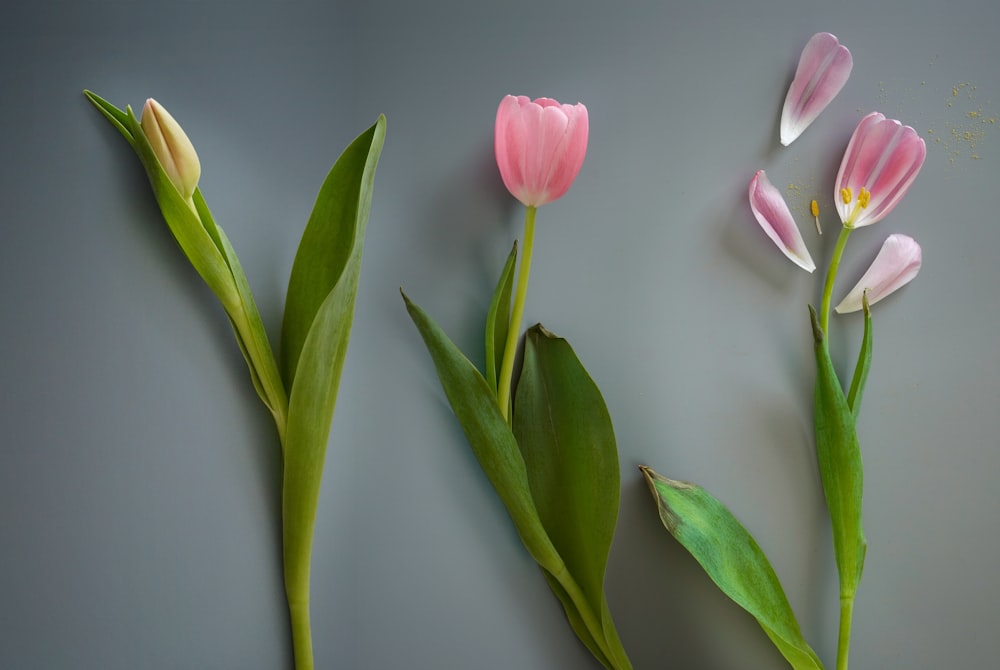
[494,95,588,207]
[835,234,922,313]
[835,112,926,228]
[780,33,853,146]
[748,170,816,272]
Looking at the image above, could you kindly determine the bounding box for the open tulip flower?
[780,32,853,146]
[835,112,926,229]
[836,234,922,313]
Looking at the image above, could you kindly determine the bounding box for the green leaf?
[512,325,622,627]
[541,571,614,670]
[281,116,385,608]
[83,90,134,146]
[402,293,562,572]
[846,293,873,419]
[809,306,866,596]
[640,467,824,670]
[86,92,284,423]
[485,242,517,393]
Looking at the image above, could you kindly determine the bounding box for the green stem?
[288,597,314,670]
[837,595,854,670]
[497,205,536,420]
[819,226,853,336]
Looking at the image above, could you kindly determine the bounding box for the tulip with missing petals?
[780,32,853,146]
[495,95,588,207]
[835,112,926,229]
[140,98,201,201]
[749,170,816,272]
[835,234,921,313]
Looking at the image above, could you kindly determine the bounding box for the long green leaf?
[86,92,285,424]
[846,293,873,419]
[512,325,627,665]
[403,294,563,573]
[485,242,517,394]
[809,307,866,596]
[641,467,824,670]
[281,117,385,621]
[541,570,614,670]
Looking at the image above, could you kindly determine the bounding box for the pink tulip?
[748,170,816,272]
[494,95,588,207]
[835,234,922,313]
[780,32,853,146]
[140,98,201,200]
[835,112,926,229]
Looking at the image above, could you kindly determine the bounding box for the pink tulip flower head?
[748,170,816,272]
[780,32,853,146]
[495,95,589,207]
[835,112,926,229]
[835,234,922,313]
[140,98,201,200]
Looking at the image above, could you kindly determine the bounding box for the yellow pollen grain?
[858,188,871,209]
[810,199,819,217]
[841,187,853,204]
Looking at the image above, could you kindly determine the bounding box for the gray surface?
[2,1,998,668]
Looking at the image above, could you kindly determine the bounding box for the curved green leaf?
[281,117,385,615]
[809,306,866,596]
[846,293,873,419]
[512,326,621,623]
[402,293,562,572]
[485,242,517,394]
[641,467,824,670]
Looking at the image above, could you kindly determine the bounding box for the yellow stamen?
[858,187,870,208]
[811,199,822,235]
[840,187,853,204]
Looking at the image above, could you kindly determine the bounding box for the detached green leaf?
[485,242,517,393]
[641,466,824,670]
[809,306,866,596]
[281,117,385,609]
[512,326,622,634]
[846,293,873,419]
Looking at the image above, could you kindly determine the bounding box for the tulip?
[835,234,921,313]
[494,95,589,207]
[140,98,201,200]
[748,170,816,272]
[780,32,853,146]
[835,112,926,229]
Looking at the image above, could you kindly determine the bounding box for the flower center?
[842,186,870,228]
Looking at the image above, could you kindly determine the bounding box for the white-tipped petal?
[749,170,816,272]
[780,33,853,146]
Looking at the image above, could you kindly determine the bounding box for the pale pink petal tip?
[835,234,922,313]
[748,170,816,272]
[780,32,853,146]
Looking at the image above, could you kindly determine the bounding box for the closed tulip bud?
[494,95,588,208]
[140,98,201,200]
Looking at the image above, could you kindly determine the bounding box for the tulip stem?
[837,595,854,670]
[497,205,536,420]
[288,597,314,670]
[820,226,852,335]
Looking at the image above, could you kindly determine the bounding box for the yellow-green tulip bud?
[140,98,201,200]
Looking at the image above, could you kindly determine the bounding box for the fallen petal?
[780,33,853,146]
[835,234,922,313]
[749,170,816,272]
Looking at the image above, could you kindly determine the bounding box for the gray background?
[2,1,998,668]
